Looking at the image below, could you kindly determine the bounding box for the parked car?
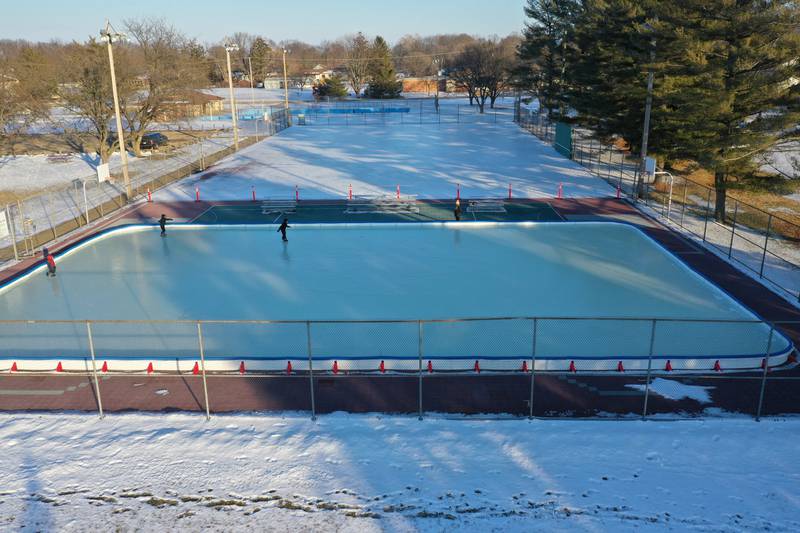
[106,132,169,150]
[139,132,169,150]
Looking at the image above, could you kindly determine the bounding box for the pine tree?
[661,0,800,221]
[518,0,580,118]
[313,74,348,100]
[250,37,273,82]
[365,36,402,99]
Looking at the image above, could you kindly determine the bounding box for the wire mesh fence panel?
[200,321,308,371]
[651,320,780,371]
[309,321,420,372]
[423,318,531,371]
[535,318,653,371]
[88,321,198,370]
[0,321,89,363]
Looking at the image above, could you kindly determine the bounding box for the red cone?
[239,361,246,374]
[617,361,625,372]
[10,362,17,372]
[713,360,722,372]
[474,360,480,373]
[664,360,673,372]
[379,360,385,373]
[427,360,433,373]
[332,360,339,374]
[146,362,154,374]
[192,362,199,375]
[101,361,108,373]
[55,361,63,372]
[569,360,576,373]
[286,361,292,375]
[521,360,528,372]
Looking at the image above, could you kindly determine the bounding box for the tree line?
[517,0,800,220]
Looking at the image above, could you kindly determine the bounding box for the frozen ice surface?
[0,223,787,363]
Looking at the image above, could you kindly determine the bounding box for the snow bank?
[1,412,797,531]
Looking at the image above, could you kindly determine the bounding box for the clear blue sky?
[0,0,526,45]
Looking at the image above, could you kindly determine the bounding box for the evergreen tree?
[365,36,402,99]
[517,0,580,118]
[661,0,800,221]
[250,37,273,82]
[313,74,348,99]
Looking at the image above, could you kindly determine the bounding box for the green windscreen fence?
[555,122,572,158]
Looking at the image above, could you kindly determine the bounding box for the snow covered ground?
[155,119,614,202]
[1,412,797,531]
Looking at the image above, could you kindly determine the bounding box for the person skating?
[158,214,173,236]
[45,251,57,277]
[277,218,290,242]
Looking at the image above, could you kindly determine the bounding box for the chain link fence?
[517,110,800,301]
[0,317,796,420]
[0,107,290,263]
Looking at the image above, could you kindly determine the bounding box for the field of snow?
[155,116,613,202]
[0,412,797,531]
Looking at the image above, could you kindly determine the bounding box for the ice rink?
[155,108,615,202]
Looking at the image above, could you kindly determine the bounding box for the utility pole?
[282,48,291,125]
[100,21,131,200]
[225,43,240,150]
[637,31,657,198]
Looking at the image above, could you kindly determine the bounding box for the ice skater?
[277,218,291,242]
[45,250,57,277]
[454,198,462,221]
[158,214,173,236]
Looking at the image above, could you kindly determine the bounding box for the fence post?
[759,215,772,278]
[642,319,657,419]
[755,325,775,421]
[529,318,537,419]
[307,321,316,421]
[680,179,688,228]
[618,151,624,189]
[85,321,104,419]
[702,189,712,242]
[196,321,211,421]
[5,204,18,261]
[418,320,424,421]
[728,200,738,259]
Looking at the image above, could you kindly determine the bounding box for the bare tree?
[121,18,190,156]
[59,40,131,164]
[450,39,513,113]
[344,33,370,96]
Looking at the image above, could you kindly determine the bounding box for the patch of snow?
[0,413,798,530]
[627,378,714,403]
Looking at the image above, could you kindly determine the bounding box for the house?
[158,90,225,120]
[402,76,446,95]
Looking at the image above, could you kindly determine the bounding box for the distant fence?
[0,109,290,262]
[290,98,515,126]
[0,317,796,420]
[517,110,800,302]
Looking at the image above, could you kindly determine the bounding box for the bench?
[466,200,507,213]
[345,195,419,214]
[261,199,297,214]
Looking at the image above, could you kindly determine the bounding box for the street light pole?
[224,43,240,151]
[637,33,657,198]
[100,21,131,200]
[433,57,442,114]
[282,49,291,125]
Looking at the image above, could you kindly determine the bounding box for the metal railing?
[517,110,800,301]
[0,317,795,421]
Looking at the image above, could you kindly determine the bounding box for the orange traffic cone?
[474,360,481,373]
[286,361,292,375]
[101,361,108,373]
[713,360,722,372]
[146,362,154,374]
[10,362,17,372]
[664,360,673,372]
[239,361,246,374]
[569,360,576,373]
[332,360,339,374]
[379,360,385,373]
[617,361,625,372]
[521,360,528,372]
[56,362,63,372]
[427,360,433,373]
[192,362,200,375]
